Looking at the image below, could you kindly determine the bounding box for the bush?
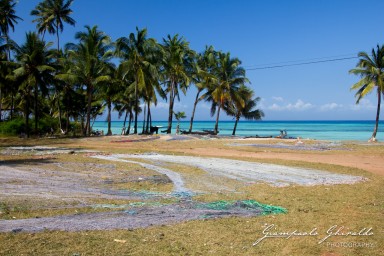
[37,116,59,134]
[0,116,60,136]
[0,118,26,135]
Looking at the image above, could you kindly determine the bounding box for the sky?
[9,0,384,121]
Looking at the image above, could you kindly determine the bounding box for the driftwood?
[181,130,218,135]
[245,135,273,139]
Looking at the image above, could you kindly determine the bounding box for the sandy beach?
[0,135,383,255]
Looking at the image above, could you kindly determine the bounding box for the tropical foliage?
[224,85,264,135]
[31,0,75,51]
[161,34,195,134]
[115,27,163,134]
[202,52,249,134]
[0,0,264,137]
[0,0,22,122]
[57,25,112,136]
[350,45,384,142]
[13,32,55,137]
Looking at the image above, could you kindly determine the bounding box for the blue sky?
[10,0,384,121]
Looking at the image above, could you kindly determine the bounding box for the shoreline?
[91,120,384,141]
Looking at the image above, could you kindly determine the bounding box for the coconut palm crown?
[349,44,384,142]
[31,0,75,51]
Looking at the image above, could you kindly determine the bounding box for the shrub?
[0,116,60,136]
[0,118,26,135]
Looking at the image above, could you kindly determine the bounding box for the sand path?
[178,147,384,176]
[92,155,189,193]
[101,153,365,187]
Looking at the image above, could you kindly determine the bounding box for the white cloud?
[268,103,284,111]
[151,101,188,110]
[319,103,343,111]
[348,99,376,111]
[266,99,314,111]
[285,99,314,111]
[272,96,284,102]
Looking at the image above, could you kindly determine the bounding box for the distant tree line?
[0,0,264,137]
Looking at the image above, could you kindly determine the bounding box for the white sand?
[100,153,366,187]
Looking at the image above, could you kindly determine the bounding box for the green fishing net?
[197,200,287,215]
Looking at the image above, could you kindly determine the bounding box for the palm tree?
[0,0,22,58]
[161,34,195,134]
[31,0,75,131]
[203,52,249,134]
[31,0,75,52]
[13,32,55,137]
[188,46,217,133]
[145,49,165,134]
[114,91,134,135]
[174,111,186,134]
[224,85,264,135]
[0,0,22,121]
[0,47,8,121]
[100,63,120,136]
[0,55,19,120]
[115,28,160,134]
[57,25,112,136]
[349,45,384,142]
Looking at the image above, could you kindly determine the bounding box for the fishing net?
[197,200,287,215]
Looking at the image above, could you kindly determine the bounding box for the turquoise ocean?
[92,120,384,141]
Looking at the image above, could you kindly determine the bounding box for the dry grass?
[0,136,383,256]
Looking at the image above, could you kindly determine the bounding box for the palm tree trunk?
[232,116,240,136]
[65,109,70,134]
[34,84,38,133]
[142,104,146,134]
[126,110,132,135]
[134,77,138,134]
[57,91,63,132]
[80,115,84,135]
[371,89,381,141]
[56,22,60,52]
[167,81,175,134]
[10,93,14,120]
[149,107,152,128]
[65,93,70,134]
[25,92,30,138]
[123,110,128,127]
[107,98,112,136]
[214,104,221,134]
[189,89,201,133]
[0,87,2,122]
[85,86,92,136]
[146,101,151,133]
